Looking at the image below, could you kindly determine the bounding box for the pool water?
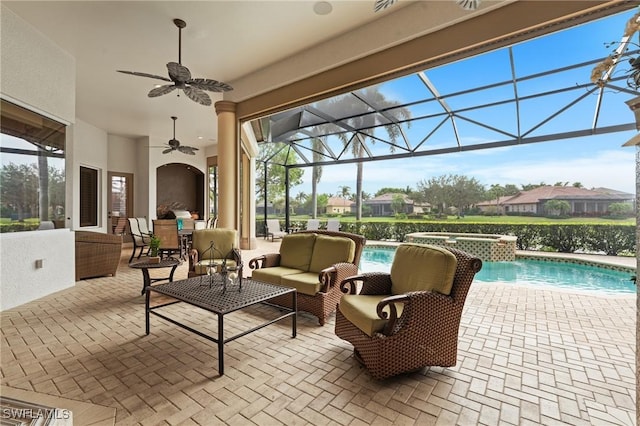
[360,247,636,294]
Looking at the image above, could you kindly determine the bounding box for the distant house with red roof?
[325,197,354,214]
[476,186,633,215]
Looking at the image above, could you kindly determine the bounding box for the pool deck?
[0,238,636,425]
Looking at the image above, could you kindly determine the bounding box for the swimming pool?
[360,246,637,295]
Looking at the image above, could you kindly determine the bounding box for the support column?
[215,101,238,230]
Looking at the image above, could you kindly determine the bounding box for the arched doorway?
[156,163,205,219]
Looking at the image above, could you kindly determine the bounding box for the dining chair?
[152,219,182,259]
[128,218,150,262]
[136,217,153,239]
[113,217,128,236]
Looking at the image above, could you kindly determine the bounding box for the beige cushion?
[279,233,317,271]
[252,266,304,286]
[390,243,457,296]
[308,235,355,273]
[281,272,322,296]
[339,294,405,337]
[192,229,237,259]
[195,259,237,275]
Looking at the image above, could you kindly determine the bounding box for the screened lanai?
[250,8,639,228]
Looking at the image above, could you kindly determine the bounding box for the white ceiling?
[2,0,492,150]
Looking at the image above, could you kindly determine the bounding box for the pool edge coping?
[364,242,636,274]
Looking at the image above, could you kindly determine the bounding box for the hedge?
[261,220,636,256]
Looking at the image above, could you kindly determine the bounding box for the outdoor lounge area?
[0,239,635,424]
[1,1,639,424]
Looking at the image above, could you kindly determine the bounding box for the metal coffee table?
[145,276,296,376]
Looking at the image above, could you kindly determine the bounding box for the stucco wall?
[0,5,75,123]
[0,5,76,310]
[70,118,109,233]
[0,230,75,311]
[107,134,139,173]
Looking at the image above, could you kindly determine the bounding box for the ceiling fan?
[117,18,232,106]
[158,116,199,155]
[374,0,481,12]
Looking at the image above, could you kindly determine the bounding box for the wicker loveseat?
[335,243,482,379]
[75,231,123,281]
[249,230,366,325]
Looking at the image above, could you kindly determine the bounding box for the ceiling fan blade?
[167,62,191,83]
[189,78,233,92]
[117,70,172,82]
[374,0,396,12]
[178,146,197,155]
[456,0,481,10]
[183,86,212,106]
[162,148,174,154]
[148,85,177,97]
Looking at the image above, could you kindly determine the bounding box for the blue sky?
[301,134,635,196]
[291,8,638,197]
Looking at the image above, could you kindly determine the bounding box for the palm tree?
[310,137,325,219]
[329,86,411,220]
[338,185,351,198]
[488,184,504,214]
[295,191,307,204]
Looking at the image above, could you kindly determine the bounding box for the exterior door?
[107,172,133,236]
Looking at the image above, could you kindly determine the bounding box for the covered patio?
[1,1,638,424]
[1,240,635,424]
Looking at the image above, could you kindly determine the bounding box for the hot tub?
[405,232,517,261]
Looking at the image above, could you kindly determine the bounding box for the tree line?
[1,162,65,220]
[255,161,628,217]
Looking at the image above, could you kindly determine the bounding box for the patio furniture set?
[138,227,483,379]
[75,221,483,379]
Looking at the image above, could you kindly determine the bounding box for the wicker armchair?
[249,230,366,325]
[188,228,241,278]
[335,244,482,380]
[75,231,123,281]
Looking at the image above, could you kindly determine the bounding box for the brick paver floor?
[1,240,636,425]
